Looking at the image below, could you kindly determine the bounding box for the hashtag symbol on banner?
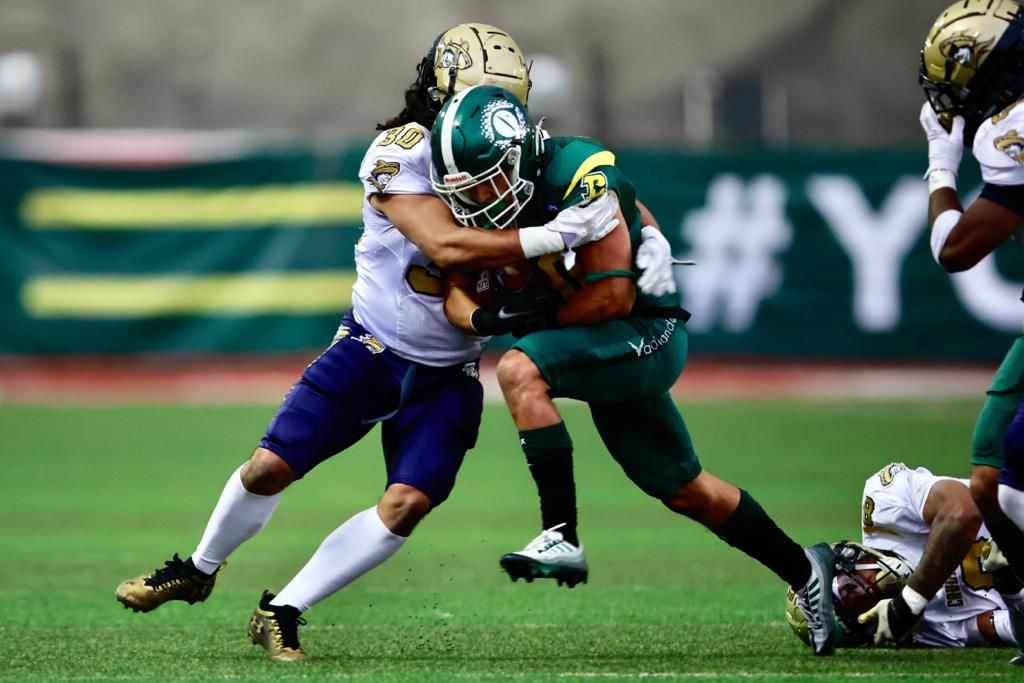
[677,175,793,333]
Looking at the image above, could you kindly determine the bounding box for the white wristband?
[901,585,929,615]
[930,209,962,264]
[927,169,957,194]
[518,226,565,259]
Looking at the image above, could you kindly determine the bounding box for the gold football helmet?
[418,23,530,110]
[785,541,913,649]
[920,0,1024,136]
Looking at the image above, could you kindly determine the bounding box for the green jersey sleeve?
[540,137,640,230]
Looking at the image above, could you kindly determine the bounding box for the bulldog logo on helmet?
[438,39,474,71]
[939,32,994,71]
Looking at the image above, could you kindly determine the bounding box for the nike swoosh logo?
[497,307,530,320]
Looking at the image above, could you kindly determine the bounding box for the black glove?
[470,276,563,337]
[857,592,921,646]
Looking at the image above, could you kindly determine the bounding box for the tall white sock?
[191,465,281,575]
[271,506,406,612]
[999,484,1024,532]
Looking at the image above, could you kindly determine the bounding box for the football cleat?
[247,590,309,662]
[794,543,839,656]
[499,523,588,588]
[115,553,223,613]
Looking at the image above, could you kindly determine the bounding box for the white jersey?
[351,123,487,367]
[860,463,1007,647]
[973,101,1024,188]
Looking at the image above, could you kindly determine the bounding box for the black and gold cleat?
[247,590,309,662]
[115,554,223,613]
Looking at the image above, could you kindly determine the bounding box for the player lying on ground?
[785,463,1024,655]
[919,0,1024,581]
[431,84,840,656]
[114,23,672,663]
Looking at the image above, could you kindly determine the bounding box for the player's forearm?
[636,199,660,230]
[928,187,962,225]
[443,281,482,334]
[431,229,527,271]
[928,188,974,272]
[556,279,635,327]
[909,508,982,598]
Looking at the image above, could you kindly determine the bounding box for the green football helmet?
[430,84,542,229]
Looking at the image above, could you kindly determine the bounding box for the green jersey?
[520,136,678,311]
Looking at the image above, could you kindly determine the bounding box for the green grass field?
[2,399,1019,681]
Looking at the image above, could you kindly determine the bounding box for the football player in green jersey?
[919,3,1024,655]
[431,84,839,656]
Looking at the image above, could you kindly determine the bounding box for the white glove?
[857,595,919,647]
[635,226,678,297]
[545,192,620,249]
[981,539,1009,573]
[519,192,620,259]
[919,102,965,178]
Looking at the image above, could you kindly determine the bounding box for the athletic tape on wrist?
[927,169,957,194]
[519,226,565,259]
[901,585,929,615]
[930,209,962,265]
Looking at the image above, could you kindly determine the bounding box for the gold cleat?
[116,554,223,613]
[247,590,309,662]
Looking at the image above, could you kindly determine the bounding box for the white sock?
[191,465,281,575]
[999,484,1024,532]
[271,506,406,612]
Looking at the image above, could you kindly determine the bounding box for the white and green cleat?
[500,523,588,588]
[796,543,838,656]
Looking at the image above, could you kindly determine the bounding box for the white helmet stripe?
[441,85,478,176]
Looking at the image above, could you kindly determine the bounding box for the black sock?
[519,422,578,546]
[184,556,211,577]
[990,520,1024,583]
[713,490,810,589]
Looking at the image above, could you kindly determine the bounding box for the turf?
[1,399,1019,681]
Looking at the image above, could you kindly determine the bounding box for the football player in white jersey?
[115,23,677,662]
[786,463,1024,650]
[919,0,1024,606]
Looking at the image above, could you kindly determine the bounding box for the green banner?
[0,145,1019,359]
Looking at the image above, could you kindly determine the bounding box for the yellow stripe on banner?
[21,184,364,229]
[561,151,616,201]
[22,271,356,318]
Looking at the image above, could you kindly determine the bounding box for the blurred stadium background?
[1,0,1019,376]
[3,1,1023,679]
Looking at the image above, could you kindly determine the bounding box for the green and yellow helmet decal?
[920,0,1024,133]
[430,85,541,229]
[425,23,530,108]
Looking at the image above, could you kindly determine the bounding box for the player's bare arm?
[370,193,526,271]
[912,480,984,597]
[442,270,480,333]
[555,196,635,327]
[931,194,1022,272]
[636,199,660,229]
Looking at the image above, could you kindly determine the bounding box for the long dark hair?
[376,77,437,131]
[376,38,442,131]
